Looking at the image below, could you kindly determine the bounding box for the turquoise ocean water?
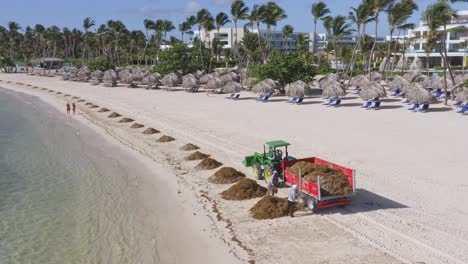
[0,88,151,264]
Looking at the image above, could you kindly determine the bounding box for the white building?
[193,28,311,52]
[404,10,468,67]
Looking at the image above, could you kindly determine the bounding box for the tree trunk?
[382,28,393,77]
[313,20,317,55]
[368,16,379,79]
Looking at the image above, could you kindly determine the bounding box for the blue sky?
[1,0,467,36]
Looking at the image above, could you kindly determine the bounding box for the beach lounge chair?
[295,98,304,105]
[256,92,272,101]
[232,94,240,100]
[369,101,381,110]
[457,104,468,114]
[260,95,271,102]
[323,98,334,105]
[361,101,372,108]
[403,99,411,104]
[434,89,443,98]
[352,88,362,94]
[392,89,401,96]
[408,103,420,111]
[287,97,298,103]
[329,99,341,107]
[419,104,429,113]
[454,101,462,107]
[225,94,235,99]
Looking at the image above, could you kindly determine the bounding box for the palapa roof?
[322,80,345,98]
[223,81,242,93]
[161,73,181,87]
[406,85,437,104]
[252,81,275,94]
[359,82,387,100]
[350,75,369,88]
[182,74,199,89]
[455,88,468,103]
[285,80,311,98]
[205,77,224,90]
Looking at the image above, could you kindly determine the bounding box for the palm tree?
[296,34,307,52]
[215,12,231,35]
[8,22,21,61]
[383,0,418,75]
[179,22,191,42]
[249,4,266,60]
[82,17,95,63]
[161,20,175,44]
[241,33,260,68]
[143,19,154,66]
[311,2,330,54]
[367,0,395,77]
[196,9,212,69]
[263,1,287,56]
[282,24,294,51]
[230,0,249,47]
[324,15,354,73]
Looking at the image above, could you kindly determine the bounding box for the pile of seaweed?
[119,117,134,123]
[143,128,160,134]
[157,135,175,142]
[130,123,144,129]
[221,179,266,200]
[89,105,99,108]
[185,151,210,161]
[195,158,222,170]
[286,161,352,196]
[250,196,291,220]
[208,167,245,184]
[108,112,121,118]
[98,108,110,112]
[180,143,200,151]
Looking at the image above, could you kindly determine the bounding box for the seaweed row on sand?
[180,143,199,151]
[208,167,245,184]
[77,99,85,102]
[221,178,266,200]
[89,105,99,108]
[185,151,210,161]
[119,117,134,123]
[143,128,160,134]
[108,112,121,118]
[285,161,352,196]
[250,196,295,220]
[157,135,175,142]
[98,108,110,113]
[195,158,222,170]
[130,123,144,129]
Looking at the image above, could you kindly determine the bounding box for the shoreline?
[1,73,467,264]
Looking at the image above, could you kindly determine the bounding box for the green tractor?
[242,140,295,186]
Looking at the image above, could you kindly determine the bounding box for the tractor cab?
[265,140,290,162]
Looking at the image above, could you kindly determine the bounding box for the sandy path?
[1,74,467,264]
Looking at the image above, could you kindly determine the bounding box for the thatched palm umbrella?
[92,70,103,80]
[77,69,89,82]
[368,72,383,82]
[409,57,423,72]
[142,74,159,88]
[262,78,278,90]
[252,82,275,94]
[350,75,369,88]
[242,77,256,90]
[406,85,437,104]
[120,71,137,87]
[379,58,393,72]
[182,74,199,89]
[161,73,181,87]
[359,82,387,100]
[455,74,467,85]
[322,81,346,98]
[410,73,428,83]
[223,81,242,94]
[205,77,224,90]
[103,69,117,87]
[388,75,410,91]
[194,70,205,79]
[395,57,408,71]
[285,80,312,98]
[199,74,214,84]
[455,88,468,103]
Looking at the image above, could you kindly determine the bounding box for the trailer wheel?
[252,162,263,180]
[306,196,318,213]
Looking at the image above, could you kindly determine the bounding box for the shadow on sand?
[379,105,404,110]
[428,107,453,113]
[293,188,408,217]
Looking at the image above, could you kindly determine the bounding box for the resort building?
[404,10,468,67]
[193,28,311,52]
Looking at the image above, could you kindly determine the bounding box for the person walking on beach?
[266,170,278,196]
[285,185,298,217]
[66,103,71,115]
[72,102,76,114]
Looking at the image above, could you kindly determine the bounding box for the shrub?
[88,57,114,72]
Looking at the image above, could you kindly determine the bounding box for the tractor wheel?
[252,162,263,180]
[264,165,273,184]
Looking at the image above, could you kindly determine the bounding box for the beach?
[1,73,467,264]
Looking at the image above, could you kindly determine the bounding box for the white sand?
[1,73,467,264]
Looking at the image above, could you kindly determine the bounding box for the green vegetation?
[87,57,114,72]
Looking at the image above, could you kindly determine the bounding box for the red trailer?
[281,157,356,211]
